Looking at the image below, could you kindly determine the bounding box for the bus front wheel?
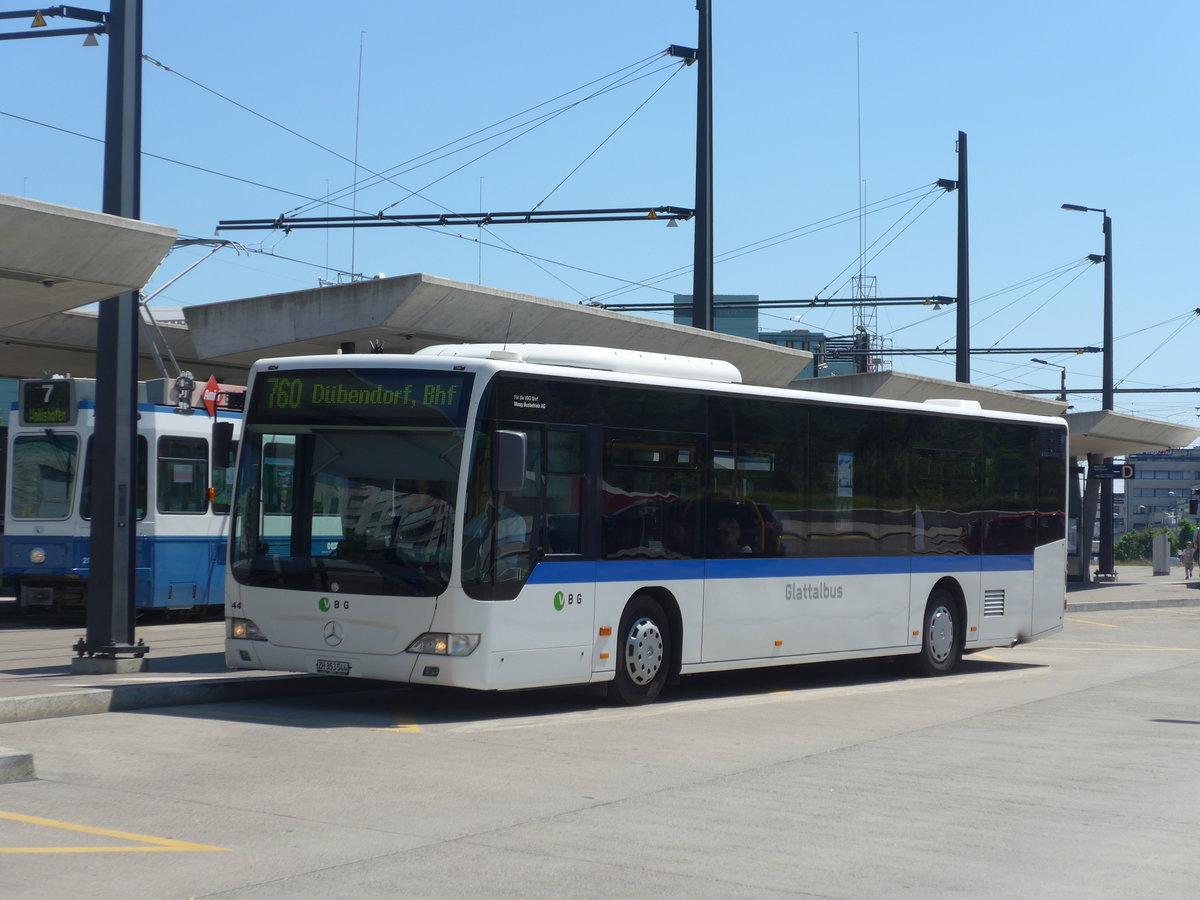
[913,588,961,676]
[609,595,671,705]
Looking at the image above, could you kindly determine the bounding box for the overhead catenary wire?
[1,104,672,298]
[305,53,676,217]
[587,183,939,306]
[883,257,1096,342]
[0,109,325,205]
[531,62,688,212]
[812,186,947,300]
[1116,312,1199,388]
[985,263,1095,347]
[143,49,676,221]
[370,58,688,219]
[143,52,444,216]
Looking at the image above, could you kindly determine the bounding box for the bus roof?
[248,347,1067,429]
[416,343,743,384]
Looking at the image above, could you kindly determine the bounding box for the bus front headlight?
[406,632,480,656]
[228,617,268,641]
[30,547,46,565]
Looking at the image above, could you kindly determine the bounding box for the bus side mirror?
[495,430,527,493]
[212,421,235,466]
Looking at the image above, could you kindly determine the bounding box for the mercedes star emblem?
[323,620,344,647]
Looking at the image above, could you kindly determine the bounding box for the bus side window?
[544,428,585,556]
[602,430,702,559]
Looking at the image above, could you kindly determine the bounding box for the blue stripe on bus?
[526,554,1033,585]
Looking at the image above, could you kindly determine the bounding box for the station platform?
[1,566,1198,732]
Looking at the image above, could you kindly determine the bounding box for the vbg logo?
[318,596,351,612]
[554,591,583,611]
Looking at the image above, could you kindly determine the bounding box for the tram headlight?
[406,632,480,656]
[228,617,268,641]
[29,547,46,565]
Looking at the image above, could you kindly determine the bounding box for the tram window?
[9,433,79,519]
[158,436,209,513]
[80,436,148,520]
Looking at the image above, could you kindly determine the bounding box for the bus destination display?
[20,379,75,426]
[252,369,472,425]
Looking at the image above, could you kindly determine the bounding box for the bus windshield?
[229,367,473,597]
[231,427,464,596]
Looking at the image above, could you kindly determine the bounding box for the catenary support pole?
[955,131,970,383]
[691,0,713,331]
[79,0,148,664]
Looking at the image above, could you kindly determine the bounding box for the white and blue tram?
[3,376,241,613]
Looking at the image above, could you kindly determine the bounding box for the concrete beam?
[0,310,250,381]
[0,194,176,327]
[799,369,1069,418]
[1065,410,1200,459]
[184,273,814,388]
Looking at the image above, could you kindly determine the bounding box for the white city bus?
[226,344,1067,704]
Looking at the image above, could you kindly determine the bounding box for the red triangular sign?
[202,375,220,417]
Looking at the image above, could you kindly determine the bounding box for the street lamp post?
[1031,357,1067,402]
[1062,203,1115,580]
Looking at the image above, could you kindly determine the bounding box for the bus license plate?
[316,659,350,676]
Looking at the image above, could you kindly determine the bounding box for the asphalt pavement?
[2,564,1199,781]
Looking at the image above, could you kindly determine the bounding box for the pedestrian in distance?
[1183,541,1195,579]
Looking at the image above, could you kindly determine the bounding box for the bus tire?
[913,587,961,676]
[609,594,671,705]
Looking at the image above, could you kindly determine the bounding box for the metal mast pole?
[955,131,970,383]
[691,0,713,331]
[1098,213,1115,579]
[80,0,147,664]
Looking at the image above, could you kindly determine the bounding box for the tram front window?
[231,428,462,597]
[9,434,79,519]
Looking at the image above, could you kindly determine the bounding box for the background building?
[1124,448,1200,531]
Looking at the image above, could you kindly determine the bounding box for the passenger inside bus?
[714,517,752,555]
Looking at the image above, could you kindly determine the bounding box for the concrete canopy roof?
[800,370,1200,456]
[0,194,176,328]
[798,369,1069,418]
[0,309,244,382]
[1064,410,1200,459]
[183,273,814,388]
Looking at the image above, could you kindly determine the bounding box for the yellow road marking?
[0,810,229,854]
[1029,639,1200,652]
[168,707,421,732]
[1065,616,1118,628]
[1045,646,1199,653]
[373,711,422,733]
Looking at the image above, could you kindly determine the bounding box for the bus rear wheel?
[913,588,961,676]
[609,595,670,705]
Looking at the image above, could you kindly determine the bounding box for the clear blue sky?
[2,1,1197,423]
